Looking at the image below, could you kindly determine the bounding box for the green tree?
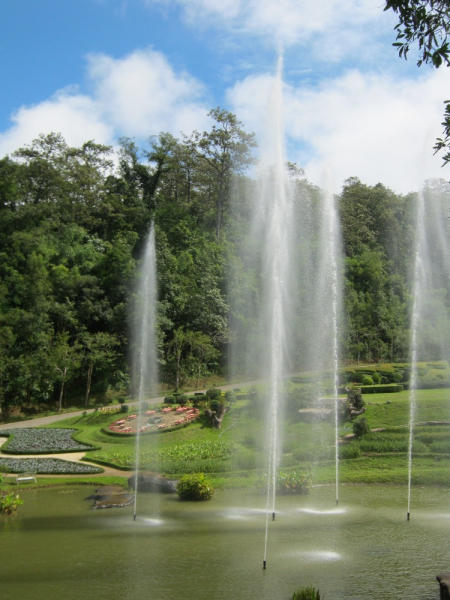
[188,108,256,238]
[384,0,450,163]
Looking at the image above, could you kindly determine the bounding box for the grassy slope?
[36,388,450,489]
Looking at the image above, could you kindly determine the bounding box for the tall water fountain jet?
[314,181,342,506]
[132,222,158,521]
[256,50,294,570]
[407,181,450,520]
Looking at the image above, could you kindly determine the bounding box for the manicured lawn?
[11,386,447,489]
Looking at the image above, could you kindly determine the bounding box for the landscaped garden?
[0,365,448,492]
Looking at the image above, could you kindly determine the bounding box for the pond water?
[1,484,449,600]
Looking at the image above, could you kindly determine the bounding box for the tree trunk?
[216,181,224,240]
[205,403,229,429]
[58,368,67,412]
[85,363,93,406]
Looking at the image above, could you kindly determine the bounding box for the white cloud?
[0,90,114,157]
[146,0,393,47]
[228,68,450,194]
[0,48,210,157]
[86,48,210,137]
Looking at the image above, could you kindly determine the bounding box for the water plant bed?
[0,428,96,453]
[0,458,103,474]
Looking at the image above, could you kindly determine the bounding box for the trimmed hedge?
[360,384,403,394]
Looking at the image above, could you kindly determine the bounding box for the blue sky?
[2,0,449,192]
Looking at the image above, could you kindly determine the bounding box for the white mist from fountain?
[407,181,450,520]
[314,182,342,506]
[132,222,158,521]
[255,50,294,570]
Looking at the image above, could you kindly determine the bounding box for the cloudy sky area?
[1,0,449,193]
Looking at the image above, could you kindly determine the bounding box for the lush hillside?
[1,113,450,417]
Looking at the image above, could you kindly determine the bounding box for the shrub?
[177,473,214,501]
[225,391,236,404]
[206,388,222,400]
[0,492,23,515]
[177,394,189,406]
[120,404,129,413]
[362,376,374,386]
[372,372,381,384]
[347,388,365,411]
[360,384,403,394]
[292,587,322,600]
[164,396,176,404]
[276,471,311,495]
[393,371,403,383]
[233,388,241,393]
[351,372,364,383]
[353,416,371,438]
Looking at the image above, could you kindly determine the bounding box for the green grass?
[13,384,445,490]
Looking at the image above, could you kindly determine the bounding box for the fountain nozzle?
[263,560,266,570]
[272,512,275,521]
[407,512,410,521]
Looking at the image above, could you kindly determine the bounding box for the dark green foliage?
[292,586,322,600]
[120,404,129,413]
[353,416,371,438]
[362,376,374,386]
[164,396,176,404]
[177,473,214,501]
[361,384,403,394]
[177,394,189,406]
[347,387,365,411]
[0,492,23,515]
[276,471,311,495]
[372,372,381,384]
[206,388,222,400]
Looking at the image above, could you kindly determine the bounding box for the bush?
[360,384,403,394]
[347,388,365,411]
[353,416,371,438]
[0,492,23,515]
[120,404,129,413]
[372,372,381,384]
[225,391,236,404]
[362,376,374,386]
[164,396,176,404]
[351,372,364,383]
[276,471,311,495]
[292,587,322,600]
[393,371,403,383]
[206,388,222,400]
[177,473,214,501]
[177,394,189,406]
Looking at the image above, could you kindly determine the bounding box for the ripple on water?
[297,507,347,516]
[291,550,342,561]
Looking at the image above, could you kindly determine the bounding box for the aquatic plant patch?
[1,429,96,454]
[0,458,103,474]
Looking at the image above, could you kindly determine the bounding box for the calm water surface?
[1,484,449,600]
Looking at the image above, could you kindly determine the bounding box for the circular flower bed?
[0,457,103,474]
[107,406,200,434]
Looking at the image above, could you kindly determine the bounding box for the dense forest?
[1,108,449,416]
